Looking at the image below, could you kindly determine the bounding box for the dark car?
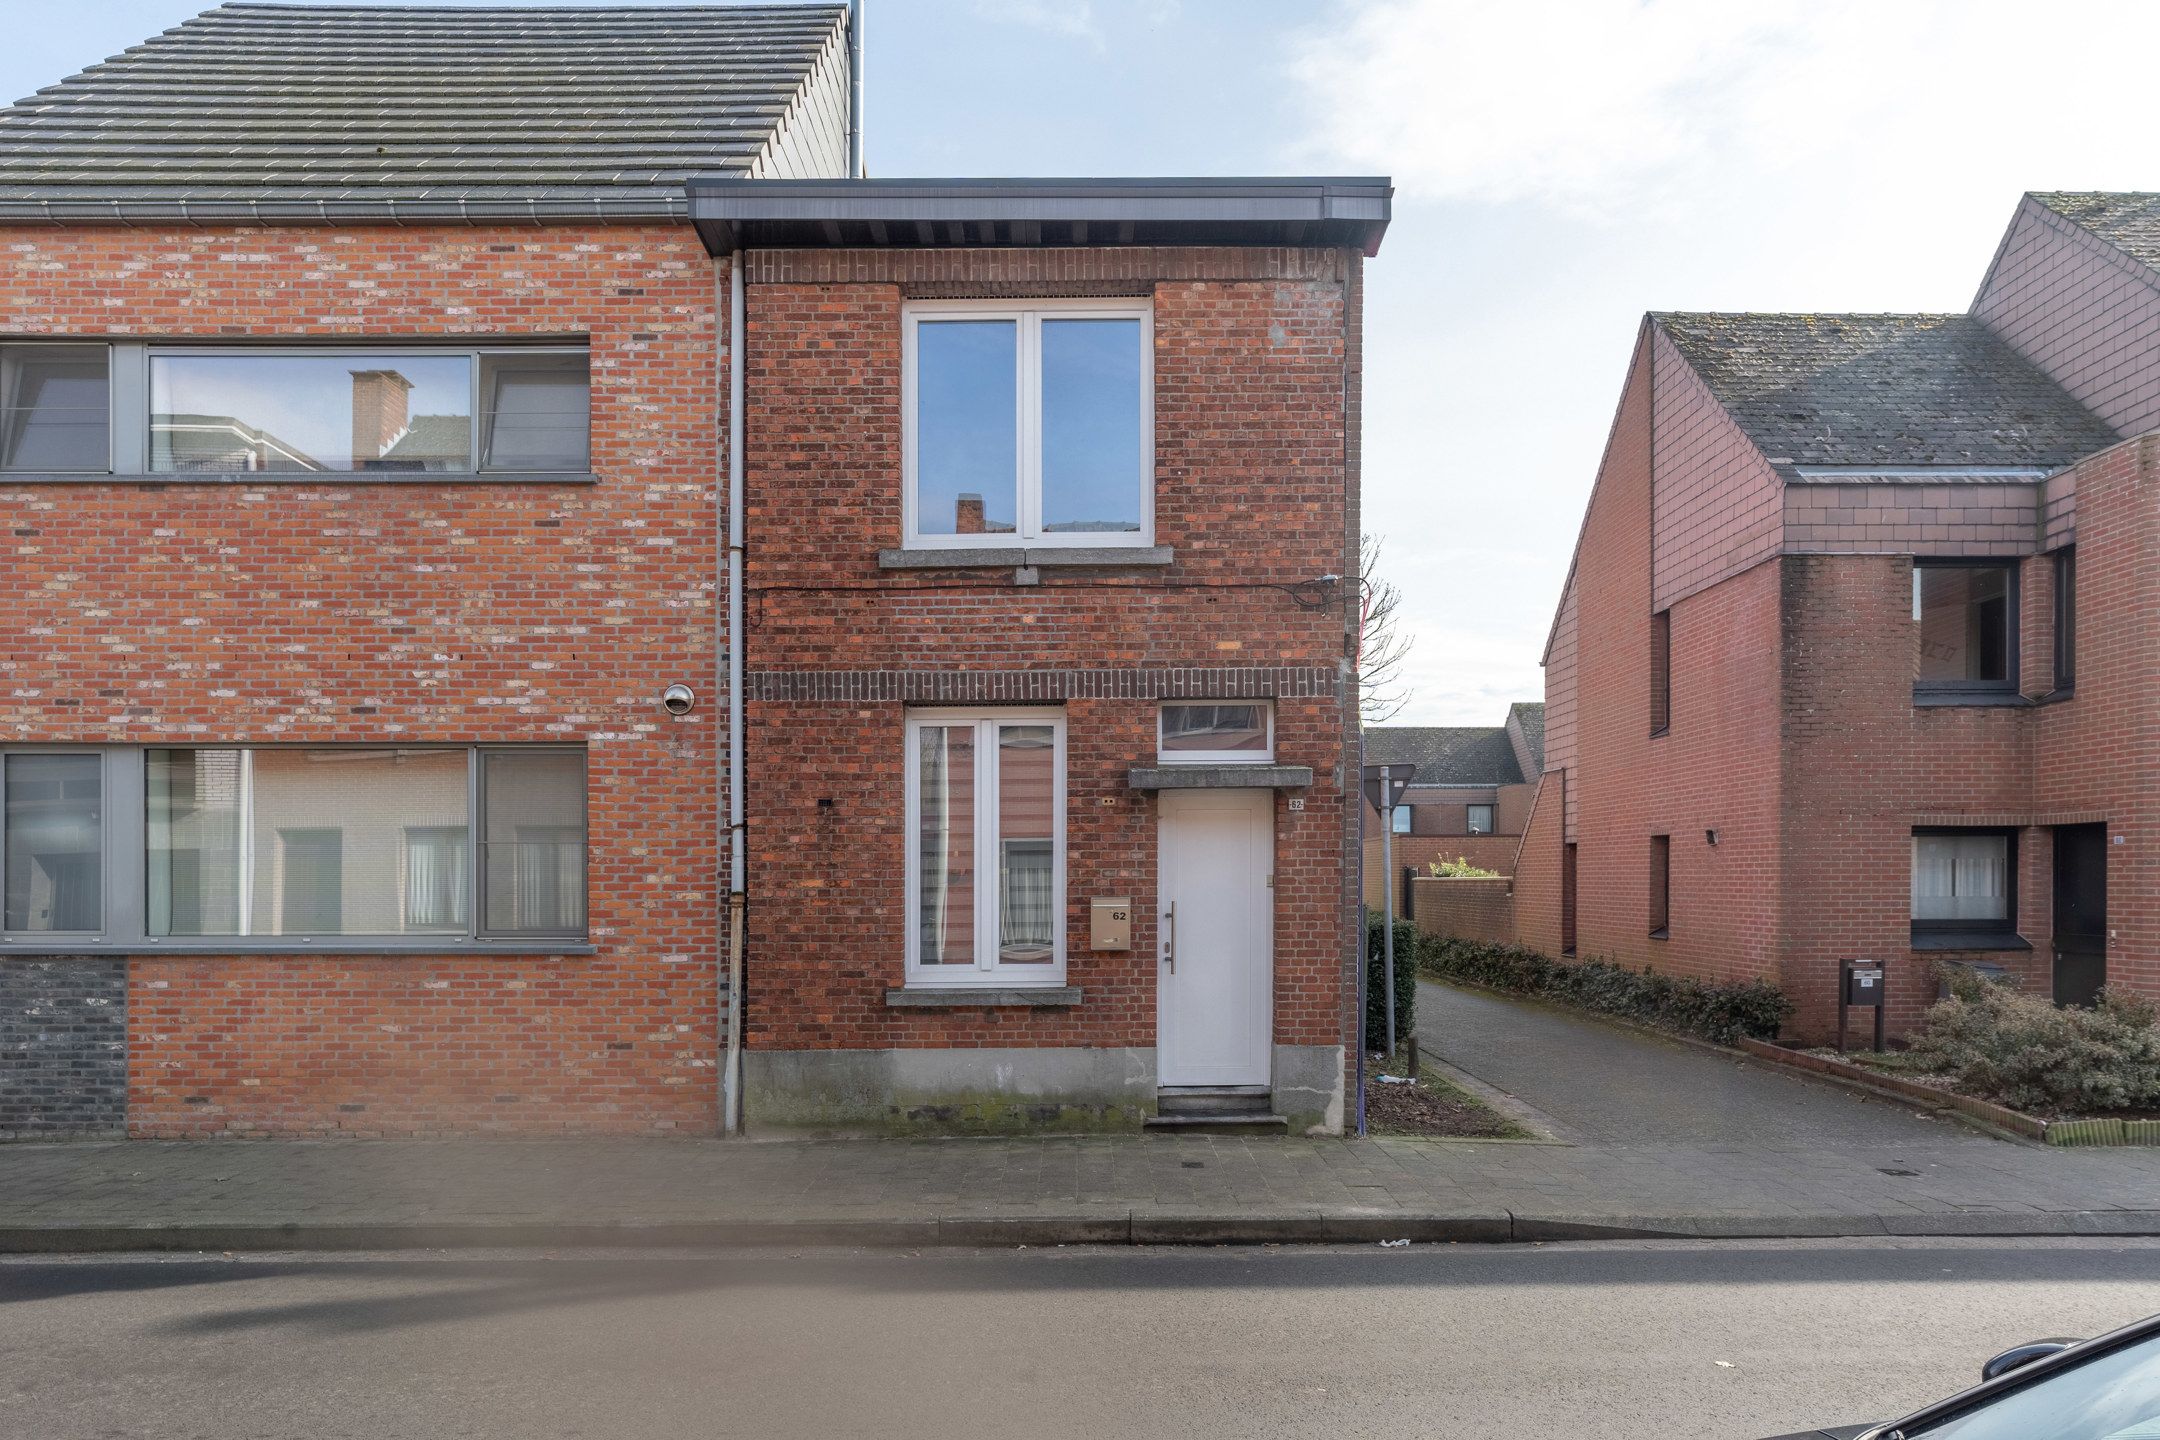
[1764,1311,2160,1439]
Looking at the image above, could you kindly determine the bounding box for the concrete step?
[1143,1111,1291,1133]
[1155,1088,1273,1117]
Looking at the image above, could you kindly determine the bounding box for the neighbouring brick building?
[1521,191,2160,1040]
[0,3,1388,1137]
[1360,704,1542,908]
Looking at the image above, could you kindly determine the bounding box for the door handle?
[1163,900,1176,971]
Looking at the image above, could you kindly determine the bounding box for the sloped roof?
[0,2,849,223]
[1506,702,1544,775]
[2032,192,2160,270]
[1362,727,1524,787]
[1653,312,2116,469]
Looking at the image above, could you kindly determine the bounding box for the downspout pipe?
[721,253,748,1133]
[846,0,866,177]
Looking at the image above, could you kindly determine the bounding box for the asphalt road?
[5,1238,2159,1439]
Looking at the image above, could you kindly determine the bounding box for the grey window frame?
[0,743,590,955]
[1913,557,2022,705]
[1465,803,1496,835]
[1910,825,2021,948]
[1649,608,1671,737]
[0,339,593,482]
[2053,545,2076,696]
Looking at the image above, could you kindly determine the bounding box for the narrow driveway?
[1418,979,1967,1147]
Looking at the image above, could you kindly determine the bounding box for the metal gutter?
[720,252,748,1135]
[684,176,1394,257]
[0,194,689,227]
[846,0,866,178]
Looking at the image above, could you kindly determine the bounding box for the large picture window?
[905,710,1066,984]
[904,300,1152,549]
[1914,561,2017,701]
[0,745,586,951]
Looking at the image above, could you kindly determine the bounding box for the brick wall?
[1360,834,1521,908]
[1650,324,1785,610]
[0,224,723,1136]
[0,958,126,1138]
[1409,875,1513,946]
[1976,196,2160,436]
[740,247,1358,1071]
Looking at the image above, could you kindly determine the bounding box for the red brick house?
[1360,703,1542,906]
[1522,192,2160,1039]
[0,3,1388,1137]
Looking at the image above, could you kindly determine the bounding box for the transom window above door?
[903,299,1153,549]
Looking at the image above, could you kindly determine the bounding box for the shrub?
[1420,937,1790,1046]
[1910,971,2160,1115]
[1426,856,1500,879]
[1363,909,1419,1050]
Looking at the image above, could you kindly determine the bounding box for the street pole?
[1381,763,1396,1060]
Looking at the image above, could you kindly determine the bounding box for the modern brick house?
[0,2,1388,1137]
[1522,192,2160,1039]
[1360,703,1541,906]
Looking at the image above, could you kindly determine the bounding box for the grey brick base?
[0,958,126,1139]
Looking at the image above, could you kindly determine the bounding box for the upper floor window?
[1649,609,1671,736]
[1914,560,2017,702]
[2053,546,2077,695]
[1158,703,1272,764]
[1390,804,1412,835]
[903,299,1152,549]
[1466,804,1495,835]
[0,341,589,477]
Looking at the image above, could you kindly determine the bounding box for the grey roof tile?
[0,2,848,217]
[1653,312,2116,468]
[1362,727,1524,787]
[2032,192,2160,270]
[1506,701,1544,775]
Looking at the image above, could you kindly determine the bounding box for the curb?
[8,1208,2160,1253]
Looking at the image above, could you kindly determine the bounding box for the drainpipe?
[720,255,748,1133]
[846,0,866,177]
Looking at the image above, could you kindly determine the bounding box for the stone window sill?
[885,985,1082,1008]
[878,546,1172,570]
[1909,930,2032,953]
[1913,688,2031,709]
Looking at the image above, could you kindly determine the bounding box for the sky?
[10,0,2160,723]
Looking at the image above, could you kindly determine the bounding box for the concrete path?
[1415,979,1950,1146]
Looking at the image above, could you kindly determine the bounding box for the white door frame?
[1155,788,1274,1087]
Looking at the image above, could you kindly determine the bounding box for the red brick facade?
[1,224,725,1135]
[737,246,1363,1129]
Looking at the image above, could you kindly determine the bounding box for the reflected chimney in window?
[349,368,413,465]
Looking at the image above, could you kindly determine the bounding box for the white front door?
[1156,788,1273,1087]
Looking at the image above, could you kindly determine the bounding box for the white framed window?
[902,298,1153,549]
[904,709,1066,985]
[1157,702,1272,764]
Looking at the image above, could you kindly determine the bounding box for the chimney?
[349,369,413,464]
[955,492,984,534]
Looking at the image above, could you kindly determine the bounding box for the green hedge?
[1420,936,1790,1046]
[1363,910,1419,1050]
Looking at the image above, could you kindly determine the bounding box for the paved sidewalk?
[4,984,2158,1251]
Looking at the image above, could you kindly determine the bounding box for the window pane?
[997,725,1056,964]
[405,826,471,930]
[0,345,108,472]
[481,751,587,935]
[1468,805,1495,835]
[915,724,977,966]
[146,748,470,936]
[1041,318,1144,535]
[149,353,472,473]
[480,353,589,471]
[1917,565,2011,683]
[1912,834,2009,923]
[1915,1331,2160,1440]
[1391,804,1411,835]
[1160,703,1268,756]
[915,320,1017,536]
[4,754,102,932]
